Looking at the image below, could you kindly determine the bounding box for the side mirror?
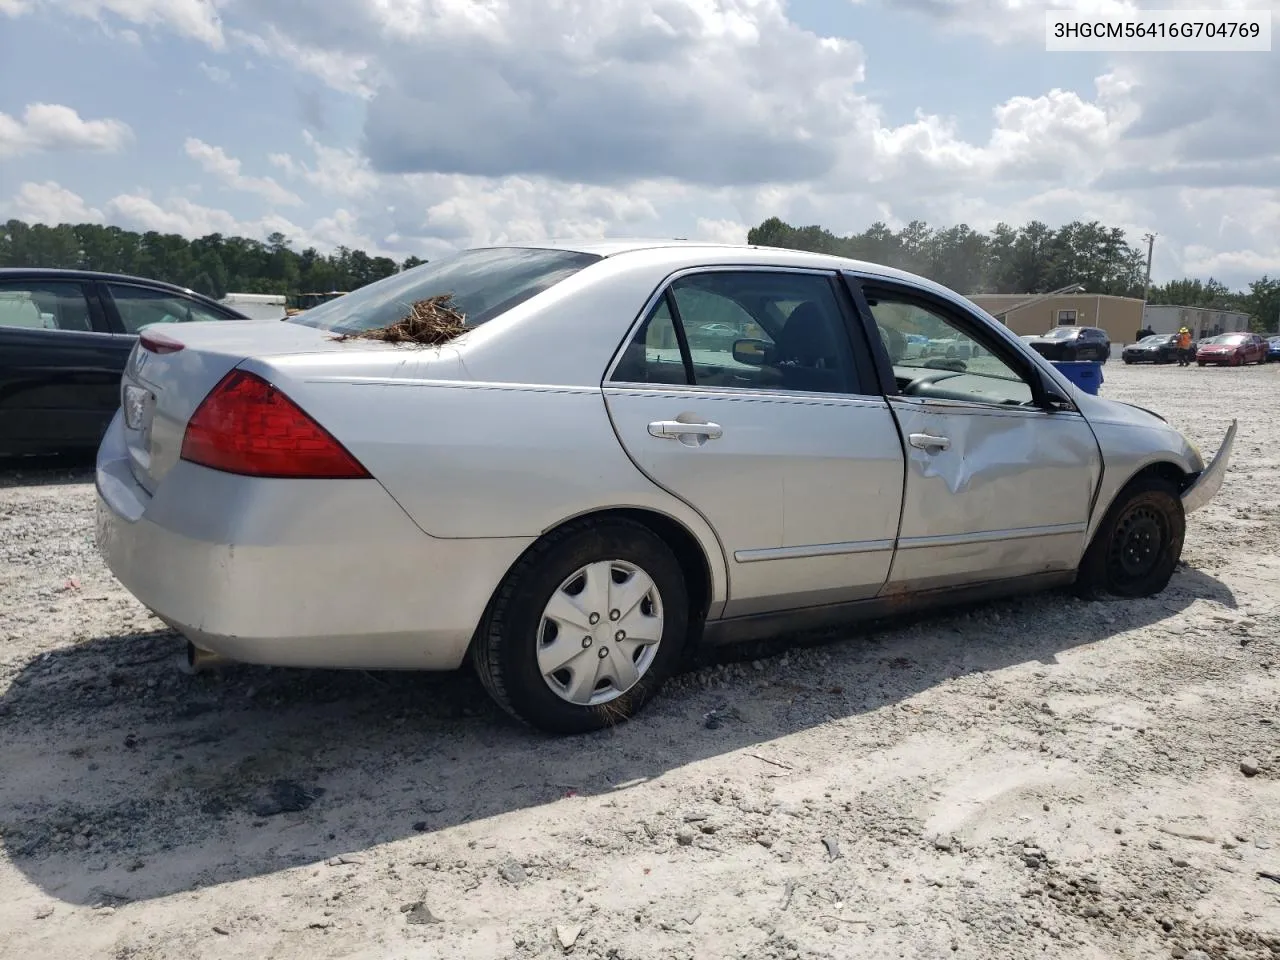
[1042,383,1074,411]
[732,338,772,366]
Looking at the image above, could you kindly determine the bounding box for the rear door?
[848,274,1103,593]
[0,276,122,455]
[603,267,906,618]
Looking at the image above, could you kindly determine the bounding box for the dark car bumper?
[1122,349,1164,362]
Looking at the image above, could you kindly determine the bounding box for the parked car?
[1266,336,1280,362]
[1024,325,1111,363]
[95,241,1235,734]
[1195,332,1269,366]
[1122,333,1180,364]
[0,269,249,458]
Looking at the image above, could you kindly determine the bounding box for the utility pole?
[1142,232,1157,302]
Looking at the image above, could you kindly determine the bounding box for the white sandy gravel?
[0,361,1277,960]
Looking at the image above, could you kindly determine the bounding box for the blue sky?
[1,0,1277,289]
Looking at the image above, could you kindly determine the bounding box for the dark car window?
[612,270,866,396]
[0,280,93,332]
[289,247,602,334]
[106,283,236,334]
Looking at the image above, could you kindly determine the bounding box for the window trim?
[846,275,1071,415]
[1056,309,1078,325]
[603,264,880,400]
[0,277,111,335]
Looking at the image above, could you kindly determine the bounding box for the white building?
[219,292,287,321]
[1142,304,1250,338]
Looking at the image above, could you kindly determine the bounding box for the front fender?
[1083,417,1203,543]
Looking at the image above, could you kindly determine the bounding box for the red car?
[1196,332,1269,366]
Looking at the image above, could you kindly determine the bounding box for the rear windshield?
[289,247,602,334]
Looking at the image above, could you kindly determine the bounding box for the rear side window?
[611,270,865,396]
[289,247,602,335]
[106,284,236,334]
[0,280,93,331]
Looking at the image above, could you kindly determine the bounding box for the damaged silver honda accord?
[95,240,1235,734]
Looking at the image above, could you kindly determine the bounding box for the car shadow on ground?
[0,565,1235,907]
[0,454,95,489]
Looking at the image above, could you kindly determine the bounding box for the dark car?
[1267,336,1280,362]
[0,268,249,458]
[1122,333,1179,364]
[1195,332,1269,367]
[1025,325,1111,364]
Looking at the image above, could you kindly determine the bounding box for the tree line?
[747,217,1279,332]
[0,220,427,302]
[2,216,1276,330]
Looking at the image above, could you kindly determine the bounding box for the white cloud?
[1,0,224,47]
[198,61,231,84]
[4,0,1277,288]
[183,137,303,207]
[0,103,132,157]
[694,218,749,244]
[3,181,105,224]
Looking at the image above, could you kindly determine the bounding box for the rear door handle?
[908,432,951,451]
[648,420,723,440]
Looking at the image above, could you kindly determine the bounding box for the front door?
[604,267,906,618]
[853,277,1103,593]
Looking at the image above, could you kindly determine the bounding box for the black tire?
[471,517,690,735]
[1075,474,1185,600]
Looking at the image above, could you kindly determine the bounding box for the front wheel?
[1075,475,1185,600]
[471,517,690,734]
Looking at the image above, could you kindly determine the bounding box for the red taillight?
[140,331,185,354]
[180,370,370,479]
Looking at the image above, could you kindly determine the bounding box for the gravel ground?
[1,362,1277,960]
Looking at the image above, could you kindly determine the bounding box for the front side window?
[289,247,602,335]
[865,291,1034,407]
[107,284,235,334]
[611,270,864,396]
[0,280,93,331]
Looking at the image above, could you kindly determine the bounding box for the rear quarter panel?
[239,354,732,613]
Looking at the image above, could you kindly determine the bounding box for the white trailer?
[219,293,288,321]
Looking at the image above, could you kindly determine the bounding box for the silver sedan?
[95,241,1236,734]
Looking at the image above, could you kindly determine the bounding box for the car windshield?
[1205,334,1247,345]
[1043,327,1079,339]
[289,247,602,334]
[1140,334,1173,344]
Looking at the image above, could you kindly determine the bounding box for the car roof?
[461,239,970,296]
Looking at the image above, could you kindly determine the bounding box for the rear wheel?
[1075,475,1185,600]
[472,517,689,734]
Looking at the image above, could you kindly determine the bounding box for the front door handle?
[908,432,951,451]
[648,420,723,440]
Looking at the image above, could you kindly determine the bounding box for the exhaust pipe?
[183,640,232,673]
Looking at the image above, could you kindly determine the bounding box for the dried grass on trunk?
[331,294,467,346]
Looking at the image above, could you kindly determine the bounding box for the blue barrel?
[1051,360,1104,395]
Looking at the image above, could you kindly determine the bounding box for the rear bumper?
[95,411,532,670]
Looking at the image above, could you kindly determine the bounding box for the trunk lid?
[121,320,354,491]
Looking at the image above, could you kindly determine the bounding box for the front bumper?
[1181,420,1237,515]
[95,411,532,670]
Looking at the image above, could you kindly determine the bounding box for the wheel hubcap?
[1108,505,1167,582]
[537,560,664,706]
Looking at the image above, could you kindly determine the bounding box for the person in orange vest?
[1176,326,1193,365]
